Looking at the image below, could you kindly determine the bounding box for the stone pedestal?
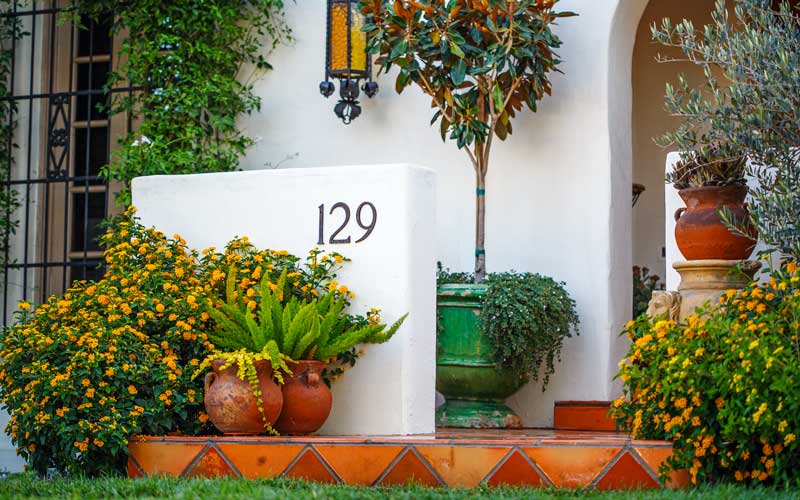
[672,260,760,322]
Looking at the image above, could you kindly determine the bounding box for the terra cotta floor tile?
[217,444,305,479]
[184,447,237,478]
[129,442,205,477]
[282,448,339,483]
[524,447,621,488]
[415,445,511,487]
[594,451,658,490]
[485,450,548,487]
[376,448,442,487]
[314,445,404,485]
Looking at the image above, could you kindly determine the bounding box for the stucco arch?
[606,0,651,392]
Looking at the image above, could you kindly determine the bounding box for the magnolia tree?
[362,0,573,281]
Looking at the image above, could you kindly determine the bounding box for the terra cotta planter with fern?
[203,359,283,435]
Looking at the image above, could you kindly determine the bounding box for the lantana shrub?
[0,209,352,476]
[612,262,800,486]
[0,210,213,475]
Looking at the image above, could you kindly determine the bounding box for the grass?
[0,475,796,500]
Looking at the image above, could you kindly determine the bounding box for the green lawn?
[0,476,796,500]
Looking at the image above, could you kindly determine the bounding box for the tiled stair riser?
[128,432,688,490]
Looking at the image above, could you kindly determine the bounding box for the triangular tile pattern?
[315,445,404,485]
[218,444,305,479]
[634,447,690,489]
[377,448,442,487]
[594,451,659,490]
[283,448,340,484]
[415,446,511,487]
[524,447,621,489]
[129,442,205,477]
[184,446,238,478]
[485,450,547,487]
[126,457,144,478]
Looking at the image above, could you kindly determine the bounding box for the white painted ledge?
[132,164,437,435]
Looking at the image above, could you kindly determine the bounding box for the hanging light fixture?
[320,0,378,124]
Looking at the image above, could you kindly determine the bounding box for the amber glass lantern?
[320,0,378,124]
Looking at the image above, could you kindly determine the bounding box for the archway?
[606,0,717,389]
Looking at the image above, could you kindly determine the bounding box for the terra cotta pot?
[275,360,332,435]
[203,359,283,435]
[674,185,756,261]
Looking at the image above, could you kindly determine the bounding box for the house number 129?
[317,202,377,245]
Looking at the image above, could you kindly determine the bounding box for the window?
[1,3,132,323]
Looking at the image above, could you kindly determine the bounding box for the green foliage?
[363,0,572,149]
[612,261,800,486]
[0,7,23,273]
[652,0,800,258]
[481,271,578,388]
[632,266,662,319]
[0,208,213,476]
[362,0,574,279]
[75,0,291,205]
[437,266,578,387]
[204,265,407,363]
[665,149,747,189]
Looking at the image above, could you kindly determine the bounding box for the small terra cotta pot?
[674,185,756,261]
[275,360,332,435]
[204,359,283,435]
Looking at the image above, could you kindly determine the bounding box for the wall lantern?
[320,0,378,124]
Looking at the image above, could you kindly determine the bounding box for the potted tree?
[667,148,756,261]
[363,0,577,427]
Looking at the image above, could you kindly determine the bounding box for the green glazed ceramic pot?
[436,283,524,428]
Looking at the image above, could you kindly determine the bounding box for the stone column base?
[646,260,761,323]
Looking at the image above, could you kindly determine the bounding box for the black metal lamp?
[320,0,378,124]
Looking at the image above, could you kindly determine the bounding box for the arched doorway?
[631,0,717,287]
[605,0,718,390]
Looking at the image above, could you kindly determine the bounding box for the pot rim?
[210,358,274,372]
[286,359,327,370]
[677,184,748,196]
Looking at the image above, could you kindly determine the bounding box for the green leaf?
[451,59,466,85]
[492,83,504,113]
[449,41,465,59]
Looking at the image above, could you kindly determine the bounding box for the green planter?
[436,284,525,428]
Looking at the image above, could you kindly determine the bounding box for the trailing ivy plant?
[363,0,574,281]
[0,7,23,274]
[437,267,578,388]
[76,0,292,205]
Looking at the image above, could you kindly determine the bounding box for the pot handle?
[204,372,217,392]
[674,207,687,222]
[304,371,321,387]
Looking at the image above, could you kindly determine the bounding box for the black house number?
[317,202,377,245]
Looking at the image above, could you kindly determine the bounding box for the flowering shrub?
[612,262,800,486]
[0,209,354,475]
[0,209,213,475]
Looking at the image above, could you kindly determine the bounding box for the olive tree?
[653,0,800,258]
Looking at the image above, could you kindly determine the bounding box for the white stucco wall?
[132,165,436,435]
[0,0,661,472]
[234,0,644,426]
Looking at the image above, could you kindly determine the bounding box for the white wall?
[236,0,636,426]
[132,165,436,435]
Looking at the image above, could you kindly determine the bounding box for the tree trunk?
[475,171,486,282]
